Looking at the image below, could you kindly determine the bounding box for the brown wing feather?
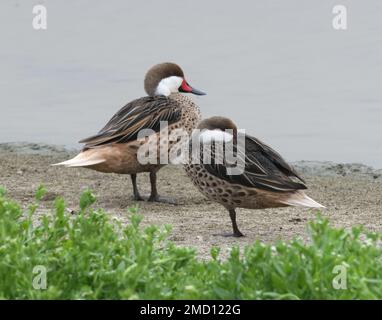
[202,134,307,192]
[245,135,305,183]
[80,96,182,149]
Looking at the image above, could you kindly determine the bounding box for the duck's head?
[196,117,238,143]
[197,117,237,132]
[144,62,206,97]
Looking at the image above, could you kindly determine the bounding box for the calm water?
[1,0,381,167]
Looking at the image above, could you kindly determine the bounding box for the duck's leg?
[228,209,244,237]
[131,174,144,201]
[147,170,178,204]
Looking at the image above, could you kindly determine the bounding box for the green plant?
[0,187,381,299]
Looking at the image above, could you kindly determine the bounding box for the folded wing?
[80,96,182,149]
[203,134,307,192]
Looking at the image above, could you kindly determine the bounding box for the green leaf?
[79,190,96,211]
[35,185,46,201]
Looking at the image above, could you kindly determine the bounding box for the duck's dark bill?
[189,87,206,95]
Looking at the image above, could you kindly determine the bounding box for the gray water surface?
[1,0,381,167]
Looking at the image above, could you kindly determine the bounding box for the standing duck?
[54,62,206,203]
[184,117,324,237]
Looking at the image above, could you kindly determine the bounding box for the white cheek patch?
[155,76,183,96]
[199,130,234,143]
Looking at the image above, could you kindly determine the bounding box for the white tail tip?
[52,152,105,167]
[280,191,325,209]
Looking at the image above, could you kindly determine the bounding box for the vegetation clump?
[0,186,381,299]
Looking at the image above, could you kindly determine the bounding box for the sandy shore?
[1,142,382,259]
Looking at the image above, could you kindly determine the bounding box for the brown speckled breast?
[165,93,201,162]
[169,93,201,134]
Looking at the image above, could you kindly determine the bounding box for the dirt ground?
[1,143,382,259]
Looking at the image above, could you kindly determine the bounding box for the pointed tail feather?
[280,191,325,208]
[52,152,105,167]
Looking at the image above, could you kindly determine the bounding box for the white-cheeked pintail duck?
[184,116,324,237]
[54,62,206,203]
